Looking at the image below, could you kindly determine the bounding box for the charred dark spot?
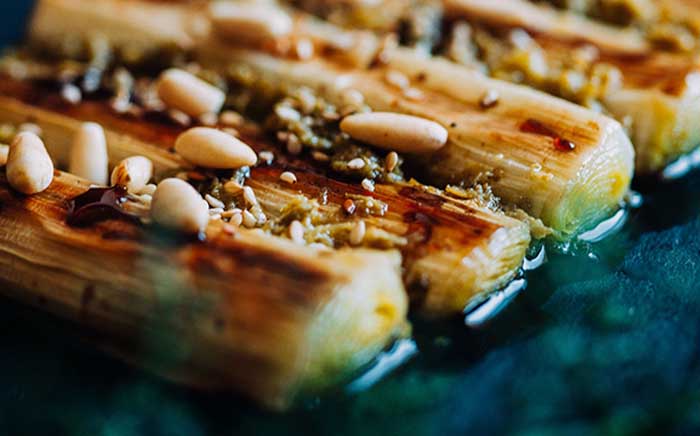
[214,318,226,332]
[399,187,445,208]
[81,285,96,311]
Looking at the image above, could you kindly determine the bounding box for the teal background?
[1,3,700,435]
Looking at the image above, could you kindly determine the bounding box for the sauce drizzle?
[520,119,576,152]
[67,186,140,227]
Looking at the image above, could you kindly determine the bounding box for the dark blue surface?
[0,1,34,44]
[2,2,700,435]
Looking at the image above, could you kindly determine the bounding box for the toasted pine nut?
[340,112,448,153]
[151,178,209,234]
[111,156,153,193]
[69,122,109,185]
[0,144,8,166]
[6,132,54,195]
[209,3,293,45]
[175,127,257,169]
[156,69,225,117]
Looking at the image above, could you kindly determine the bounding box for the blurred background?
[1,2,700,436]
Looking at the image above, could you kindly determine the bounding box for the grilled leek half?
[27,0,634,239]
[0,167,408,409]
[0,82,530,316]
[439,0,700,173]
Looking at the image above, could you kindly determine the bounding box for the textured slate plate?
[2,3,700,435]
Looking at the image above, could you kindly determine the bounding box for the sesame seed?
[286,134,302,155]
[479,89,499,109]
[295,38,314,61]
[139,184,157,196]
[280,171,297,184]
[256,211,267,225]
[205,194,225,209]
[384,70,410,90]
[349,220,366,246]
[297,87,317,113]
[275,106,301,122]
[222,127,240,137]
[242,209,257,227]
[221,209,236,218]
[347,158,365,170]
[385,151,399,172]
[209,207,225,215]
[403,87,424,101]
[168,109,191,126]
[110,98,131,114]
[61,83,82,105]
[341,88,365,107]
[312,151,330,162]
[18,123,42,136]
[199,112,218,126]
[224,180,243,193]
[289,220,305,244]
[222,223,236,234]
[258,151,274,163]
[243,186,257,206]
[343,199,357,215]
[210,214,222,221]
[361,178,375,192]
[219,110,244,127]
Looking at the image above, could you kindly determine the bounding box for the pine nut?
[349,220,366,246]
[111,156,153,193]
[384,70,410,89]
[340,112,448,153]
[6,132,54,195]
[156,69,225,117]
[69,122,109,185]
[0,144,8,166]
[347,158,365,170]
[209,3,293,45]
[175,127,257,169]
[151,178,209,234]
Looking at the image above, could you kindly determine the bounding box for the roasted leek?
[0,88,530,315]
[27,0,634,238]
